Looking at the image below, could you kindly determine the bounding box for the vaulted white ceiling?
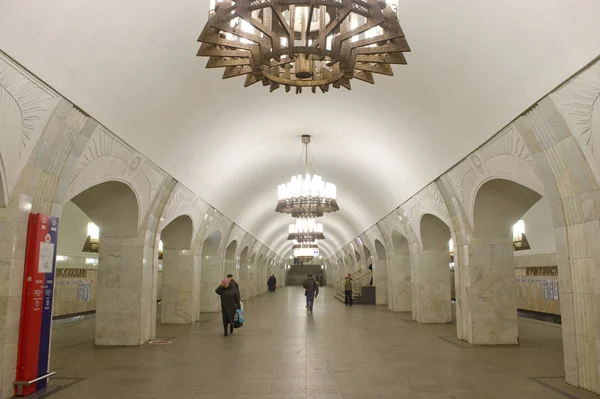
[1,1,599,257]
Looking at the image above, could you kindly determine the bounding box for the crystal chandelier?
[197,0,410,93]
[288,218,325,242]
[276,135,339,217]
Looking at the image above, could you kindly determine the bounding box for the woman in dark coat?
[215,278,241,336]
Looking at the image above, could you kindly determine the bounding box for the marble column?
[388,251,412,312]
[161,250,199,324]
[412,249,452,323]
[239,263,250,300]
[247,263,258,298]
[95,233,154,345]
[199,255,222,312]
[517,93,600,393]
[373,260,388,305]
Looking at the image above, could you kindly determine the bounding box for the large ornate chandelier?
[288,218,325,242]
[276,135,339,217]
[197,0,410,93]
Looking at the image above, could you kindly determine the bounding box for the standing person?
[267,275,276,292]
[227,274,240,297]
[215,279,241,336]
[344,273,353,307]
[303,274,319,313]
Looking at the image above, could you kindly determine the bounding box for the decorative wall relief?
[66,127,167,226]
[159,183,207,241]
[0,54,59,204]
[552,62,600,181]
[444,124,544,228]
[469,153,485,175]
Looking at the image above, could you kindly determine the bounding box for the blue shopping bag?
[234,308,244,328]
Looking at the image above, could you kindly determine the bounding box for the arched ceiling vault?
[2,1,600,256]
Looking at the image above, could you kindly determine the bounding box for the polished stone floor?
[45,287,598,399]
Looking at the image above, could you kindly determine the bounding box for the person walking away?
[303,274,319,313]
[227,274,240,297]
[344,273,353,306]
[215,278,241,336]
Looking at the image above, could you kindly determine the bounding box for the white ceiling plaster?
[1,1,600,256]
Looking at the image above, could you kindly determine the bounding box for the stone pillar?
[0,207,30,399]
[161,250,199,324]
[0,74,92,398]
[388,250,411,312]
[373,261,388,305]
[95,233,153,345]
[199,254,222,312]
[517,93,600,393]
[239,264,250,300]
[412,249,452,324]
[247,263,258,298]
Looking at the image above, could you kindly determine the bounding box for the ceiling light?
[276,135,338,218]
[288,218,325,242]
[198,0,410,93]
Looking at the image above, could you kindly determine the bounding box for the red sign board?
[15,213,59,396]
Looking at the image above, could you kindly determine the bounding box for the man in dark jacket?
[303,274,319,313]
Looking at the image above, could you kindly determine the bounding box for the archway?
[224,240,238,277]
[67,181,147,345]
[374,239,388,305]
[159,215,197,324]
[466,178,542,344]
[200,230,222,312]
[389,230,411,312]
[414,214,452,323]
[238,246,249,300]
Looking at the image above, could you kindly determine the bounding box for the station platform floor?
[44,287,597,399]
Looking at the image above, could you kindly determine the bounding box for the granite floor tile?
[46,287,598,399]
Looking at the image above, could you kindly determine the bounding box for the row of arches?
[56,180,286,345]
[329,178,544,329]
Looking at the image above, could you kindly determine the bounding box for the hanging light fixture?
[276,135,339,217]
[197,0,410,93]
[288,218,325,242]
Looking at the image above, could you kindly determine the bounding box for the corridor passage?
[47,287,594,399]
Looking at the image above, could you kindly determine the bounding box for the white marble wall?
[412,249,452,323]
[161,250,199,324]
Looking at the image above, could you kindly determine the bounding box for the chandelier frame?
[197,0,410,93]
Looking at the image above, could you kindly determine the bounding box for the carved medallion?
[127,156,142,175]
[470,154,485,175]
